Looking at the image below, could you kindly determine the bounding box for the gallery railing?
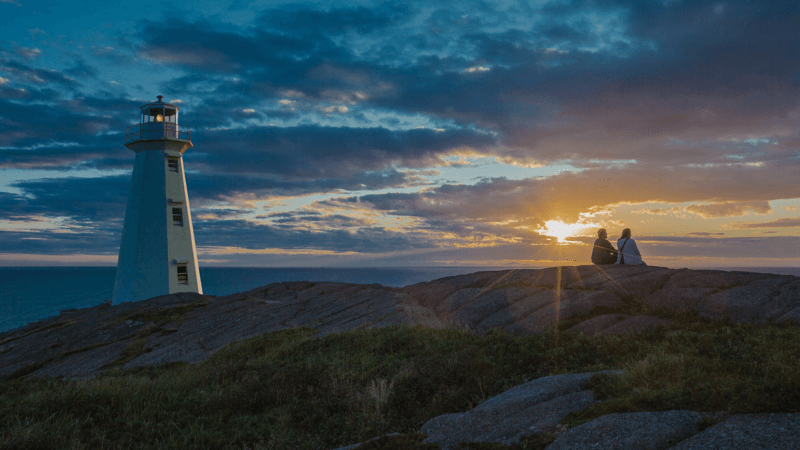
[126,123,191,143]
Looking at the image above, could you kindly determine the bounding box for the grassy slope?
[1,320,799,450]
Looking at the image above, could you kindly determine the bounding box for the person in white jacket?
[616,228,646,265]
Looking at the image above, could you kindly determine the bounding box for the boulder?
[668,414,800,450]
[546,410,703,450]
[776,306,800,325]
[421,371,618,449]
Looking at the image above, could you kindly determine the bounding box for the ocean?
[1,265,798,335]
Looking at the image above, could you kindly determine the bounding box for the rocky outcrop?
[669,414,800,450]
[2,265,799,380]
[342,371,800,450]
[2,266,800,449]
[546,410,704,450]
[420,371,619,448]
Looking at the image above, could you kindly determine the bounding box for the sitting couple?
[591,228,646,266]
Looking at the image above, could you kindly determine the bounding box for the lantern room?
[126,95,191,143]
[141,95,178,124]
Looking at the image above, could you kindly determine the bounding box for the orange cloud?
[685,201,771,218]
[730,218,800,229]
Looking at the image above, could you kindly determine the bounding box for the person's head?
[598,229,607,239]
[621,228,632,239]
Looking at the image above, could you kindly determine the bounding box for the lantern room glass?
[127,97,190,143]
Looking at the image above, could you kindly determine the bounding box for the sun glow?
[539,220,591,243]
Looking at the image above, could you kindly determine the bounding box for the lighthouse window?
[177,266,188,285]
[172,208,183,227]
[168,159,179,172]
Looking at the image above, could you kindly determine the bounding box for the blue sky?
[1,0,799,268]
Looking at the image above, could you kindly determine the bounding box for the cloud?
[127,1,800,171]
[635,206,683,216]
[0,229,119,255]
[5,0,800,265]
[636,235,800,260]
[685,201,772,218]
[195,218,437,254]
[730,218,800,229]
[189,125,496,179]
[4,175,130,222]
[0,59,79,88]
[15,47,41,60]
[345,159,800,225]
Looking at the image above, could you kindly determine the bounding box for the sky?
[0,0,798,269]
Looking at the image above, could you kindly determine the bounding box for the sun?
[539,220,589,243]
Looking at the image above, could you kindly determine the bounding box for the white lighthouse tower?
[112,96,202,305]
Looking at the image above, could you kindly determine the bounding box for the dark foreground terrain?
[1,265,798,449]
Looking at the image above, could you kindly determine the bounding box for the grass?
[1,322,799,449]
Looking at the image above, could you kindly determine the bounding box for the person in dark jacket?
[591,229,618,265]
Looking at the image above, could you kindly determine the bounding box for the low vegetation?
[1,322,799,449]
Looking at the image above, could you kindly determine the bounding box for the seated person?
[591,229,618,265]
[616,228,646,265]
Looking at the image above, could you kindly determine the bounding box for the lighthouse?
[112,96,202,305]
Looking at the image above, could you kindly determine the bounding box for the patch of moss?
[58,342,109,358]
[40,320,79,332]
[4,360,51,380]
[100,337,147,372]
[374,311,400,323]
[112,301,209,329]
[556,307,627,332]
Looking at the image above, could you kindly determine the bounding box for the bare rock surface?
[668,414,800,450]
[700,277,799,324]
[642,269,768,311]
[0,292,210,380]
[546,410,704,450]
[421,371,616,449]
[504,290,624,335]
[124,282,408,371]
[1,266,799,382]
[445,287,541,329]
